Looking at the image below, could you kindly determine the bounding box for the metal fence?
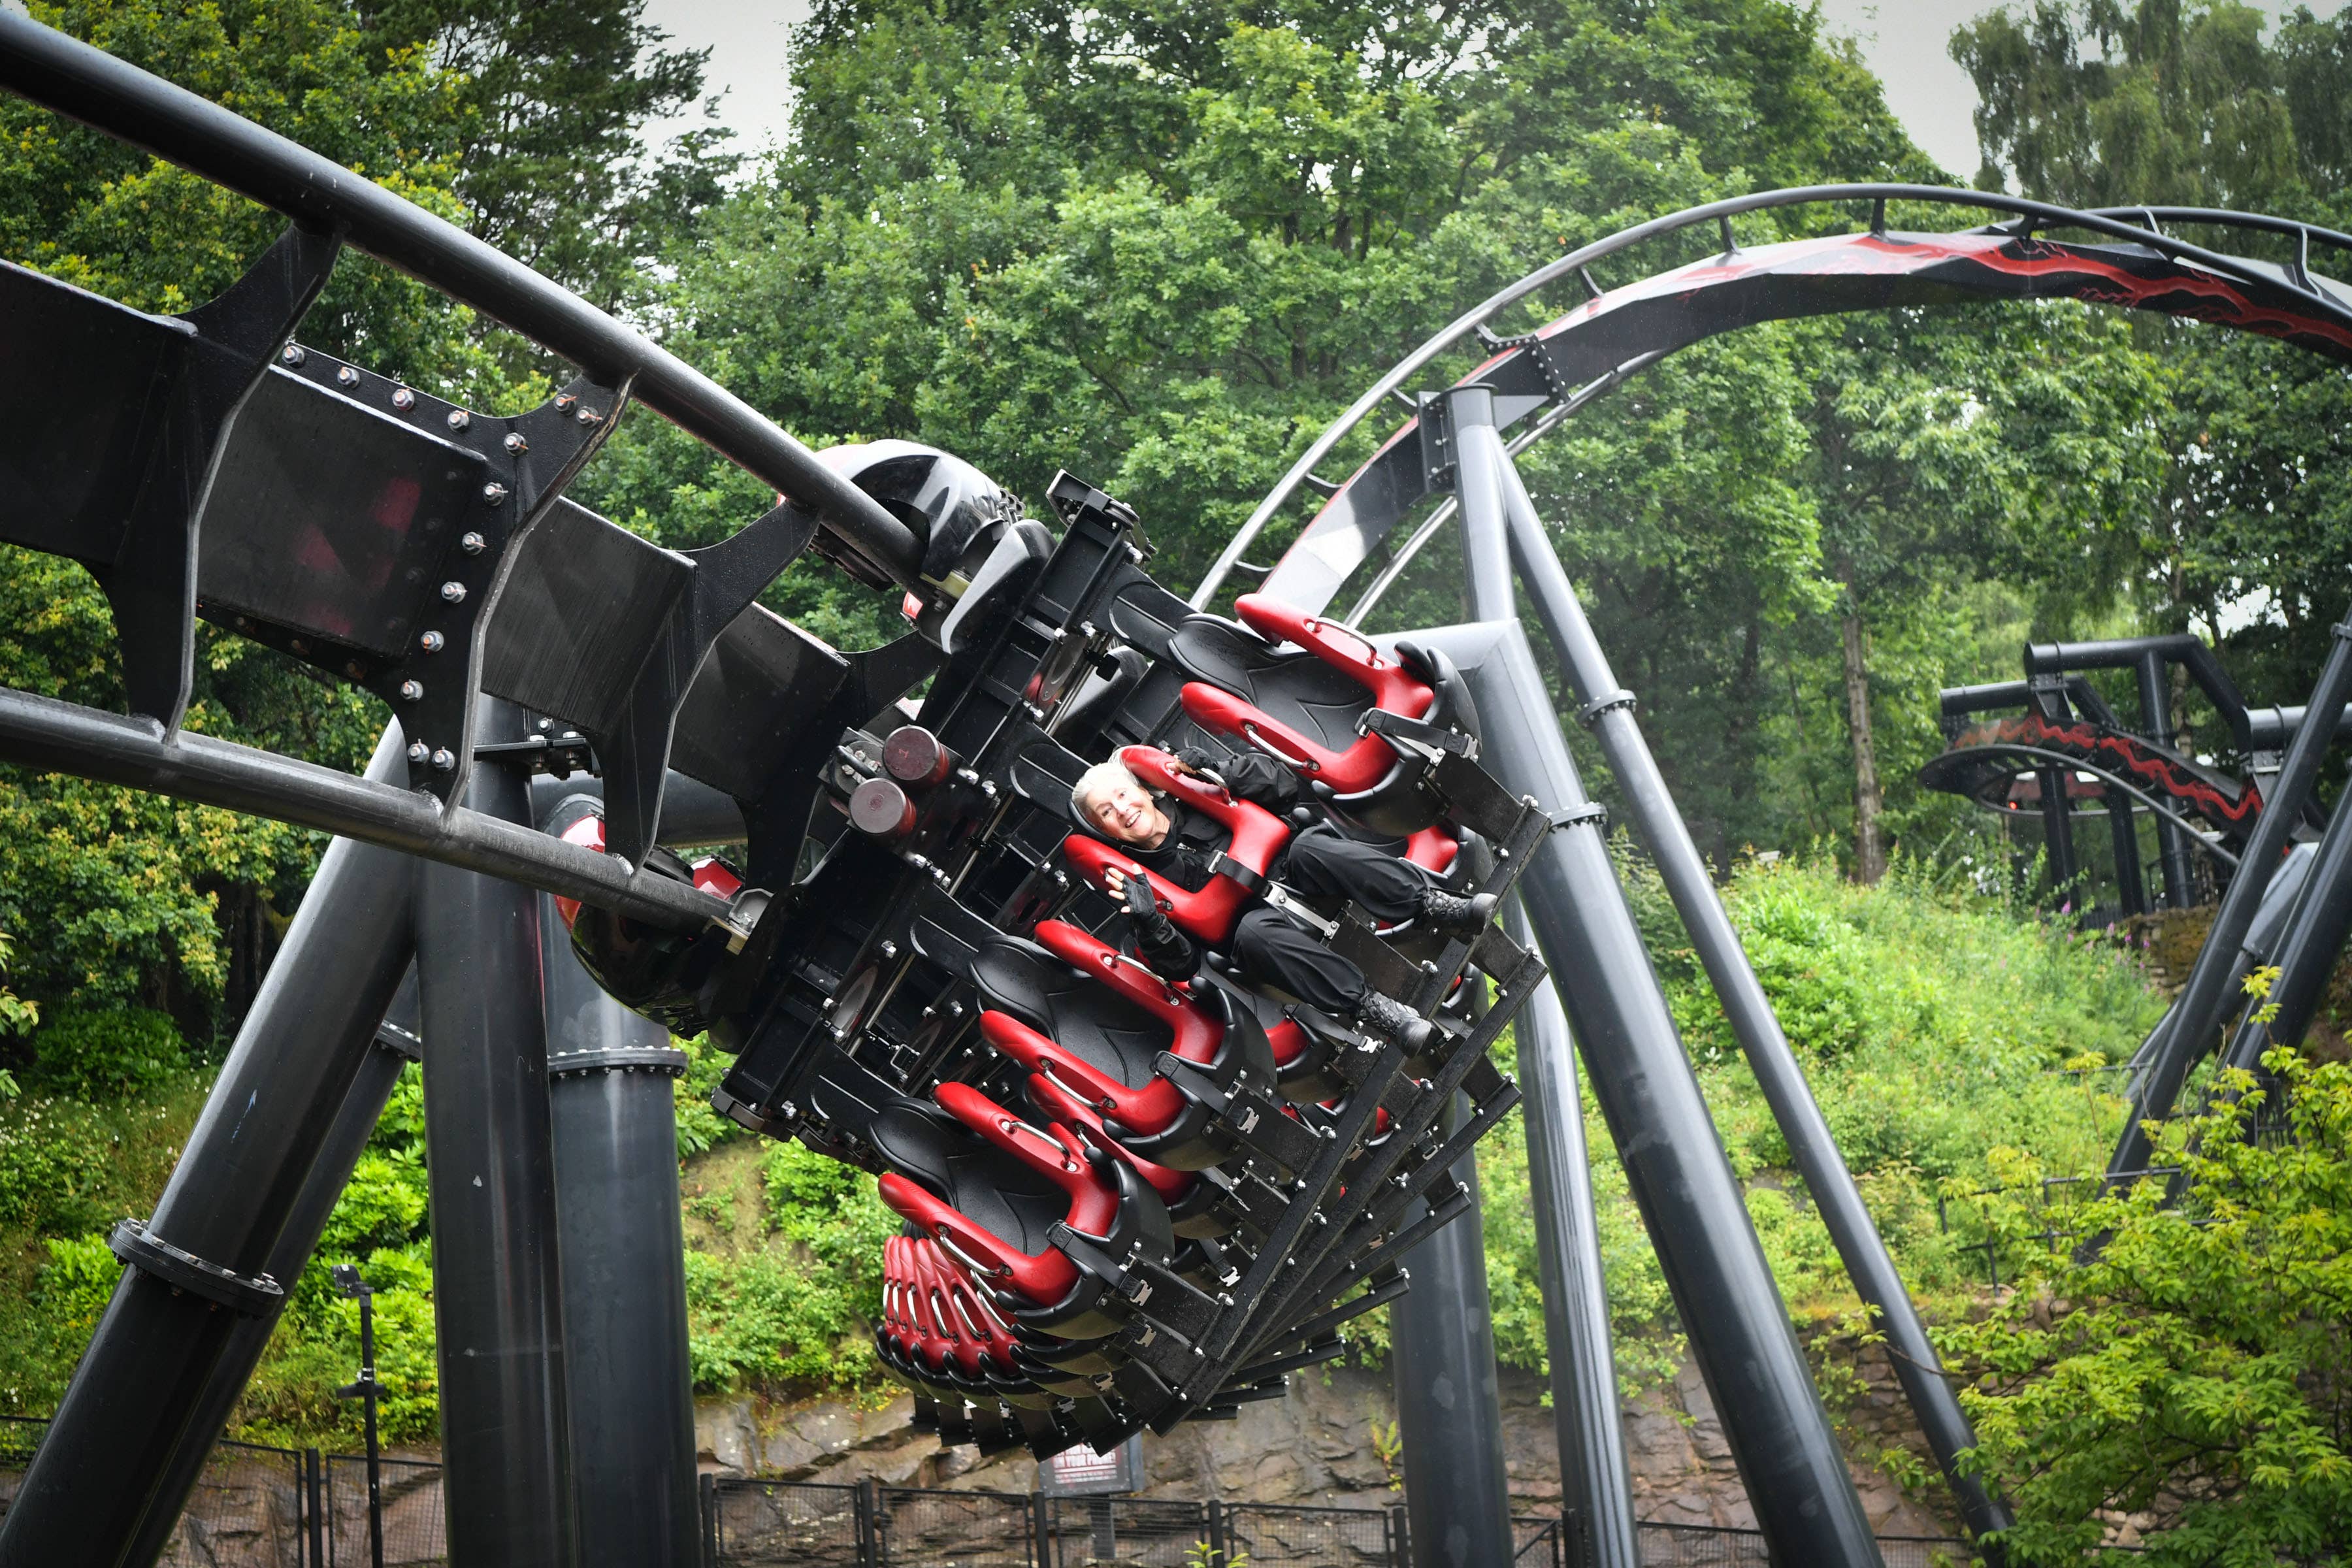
[324,1454,448,1566]
[1635,1521,1974,1568]
[0,1417,1984,1567]
[0,1414,314,1567]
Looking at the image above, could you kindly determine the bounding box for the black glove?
[1125,875,1198,981]
[1172,745,1222,777]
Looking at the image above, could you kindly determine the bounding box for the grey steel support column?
[538,794,699,1568]
[2040,766,2081,902]
[416,696,575,1568]
[2216,763,2352,1085]
[1411,617,1882,1567]
[2110,615,2352,1183]
[2106,789,2149,919]
[122,972,421,1568]
[2138,652,2195,908]
[1474,427,2004,1545]
[1390,1096,1514,1568]
[1380,383,1522,1568]
[1449,386,1513,623]
[1443,382,1634,1564]
[0,728,418,1568]
[1505,907,1639,1568]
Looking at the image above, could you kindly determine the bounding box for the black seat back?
[973,936,1171,1091]
[1168,615,1372,756]
[870,1095,1070,1260]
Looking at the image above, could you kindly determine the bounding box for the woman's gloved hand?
[1124,875,1198,981]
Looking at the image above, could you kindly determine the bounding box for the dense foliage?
[1938,1048,2352,1563]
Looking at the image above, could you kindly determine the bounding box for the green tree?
[1953,0,2352,742]
[1940,1050,2352,1563]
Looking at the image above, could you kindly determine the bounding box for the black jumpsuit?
[1120,749,1438,1015]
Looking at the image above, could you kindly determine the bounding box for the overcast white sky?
[643,0,2347,178]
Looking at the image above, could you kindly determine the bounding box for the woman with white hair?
[1069,743,1494,1049]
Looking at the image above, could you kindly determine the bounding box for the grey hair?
[1071,759,1146,822]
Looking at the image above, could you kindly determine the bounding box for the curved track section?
[1258,227,2352,615]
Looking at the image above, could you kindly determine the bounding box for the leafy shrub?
[1942,1052,2352,1564]
[0,1096,133,1233]
[27,1007,185,1099]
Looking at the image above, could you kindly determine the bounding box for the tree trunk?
[1840,604,1887,885]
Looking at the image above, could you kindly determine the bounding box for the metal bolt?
[398,679,423,702]
[280,344,305,366]
[344,661,365,679]
[391,387,416,412]
[431,748,455,771]
[336,365,360,388]
[446,410,470,431]
[879,940,898,959]
[440,581,466,604]
[459,531,485,555]
[406,742,430,764]
[576,406,601,425]
[482,483,508,506]
[503,433,528,454]
[418,630,445,653]
[555,393,577,412]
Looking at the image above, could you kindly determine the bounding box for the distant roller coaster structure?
[0,12,2348,1568]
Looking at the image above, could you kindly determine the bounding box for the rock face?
[695,1342,1963,1538]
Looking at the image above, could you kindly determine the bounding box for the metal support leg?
[1473,429,1998,1546]
[2110,613,2352,1183]
[1505,906,1638,1568]
[121,970,421,1568]
[2138,651,2194,908]
[2040,766,2080,905]
[1413,619,1883,1568]
[2106,789,2148,919]
[2215,762,2352,1086]
[1390,1096,1514,1568]
[539,795,699,1568]
[1379,384,1526,1568]
[416,696,576,1567]
[0,728,418,1568]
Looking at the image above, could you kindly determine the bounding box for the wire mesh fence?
[323,1454,448,1567]
[1041,1495,1207,1566]
[1636,1521,1974,1567]
[0,1414,314,1567]
[1220,1501,1403,1566]
[875,1485,1037,1566]
[0,1416,1986,1568]
[706,1477,865,1566]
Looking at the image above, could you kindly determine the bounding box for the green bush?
[27,1007,185,1100]
[1942,1051,2352,1563]
[1480,843,2169,1389]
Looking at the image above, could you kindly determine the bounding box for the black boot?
[1354,991,1435,1055]
[1418,887,1497,936]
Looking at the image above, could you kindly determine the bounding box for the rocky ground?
[694,1341,1961,1537]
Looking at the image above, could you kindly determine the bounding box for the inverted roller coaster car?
[545,468,1549,1455]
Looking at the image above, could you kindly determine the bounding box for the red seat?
[874,1083,1124,1315]
[977,918,1228,1141]
[1177,595,1434,794]
[1059,746,1290,945]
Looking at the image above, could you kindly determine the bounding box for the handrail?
[0,12,924,587]
[1194,182,2352,610]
